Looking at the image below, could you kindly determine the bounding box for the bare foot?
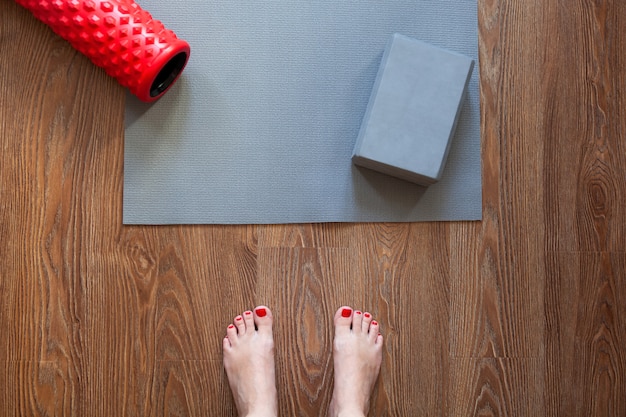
[223,306,277,417]
[328,306,383,417]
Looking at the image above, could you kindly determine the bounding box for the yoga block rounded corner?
[15,0,190,102]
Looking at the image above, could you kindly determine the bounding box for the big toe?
[334,306,354,336]
[254,305,273,335]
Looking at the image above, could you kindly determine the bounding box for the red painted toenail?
[245,311,252,315]
[236,316,243,321]
[372,320,378,326]
[255,308,267,317]
[364,313,371,318]
[228,324,235,329]
[355,311,362,315]
[341,308,352,317]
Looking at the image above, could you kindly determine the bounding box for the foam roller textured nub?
[15,0,190,102]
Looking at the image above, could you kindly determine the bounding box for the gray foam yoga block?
[352,33,475,186]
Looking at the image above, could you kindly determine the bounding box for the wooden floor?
[1,0,625,415]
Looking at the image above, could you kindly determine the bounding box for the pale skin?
[223,305,383,417]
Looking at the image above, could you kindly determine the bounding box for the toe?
[243,310,255,331]
[362,312,373,333]
[254,306,273,335]
[226,324,238,345]
[368,319,380,342]
[234,314,246,334]
[352,310,363,333]
[334,306,354,335]
[222,335,231,350]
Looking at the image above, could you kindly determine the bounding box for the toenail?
[236,316,243,321]
[341,308,352,317]
[364,313,371,318]
[245,311,252,315]
[355,311,362,315]
[228,324,235,329]
[372,320,378,326]
[255,308,267,317]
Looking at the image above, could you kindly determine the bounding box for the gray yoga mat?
[124,0,481,224]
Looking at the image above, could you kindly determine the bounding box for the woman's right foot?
[328,306,383,417]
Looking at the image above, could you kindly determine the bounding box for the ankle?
[244,410,277,417]
[337,409,366,417]
[244,403,278,417]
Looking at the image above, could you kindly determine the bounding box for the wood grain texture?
[543,0,626,252]
[545,251,626,416]
[2,0,626,416]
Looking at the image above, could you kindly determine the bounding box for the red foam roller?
[15,0,190,102]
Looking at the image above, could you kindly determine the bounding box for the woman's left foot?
[223,306,277,417]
